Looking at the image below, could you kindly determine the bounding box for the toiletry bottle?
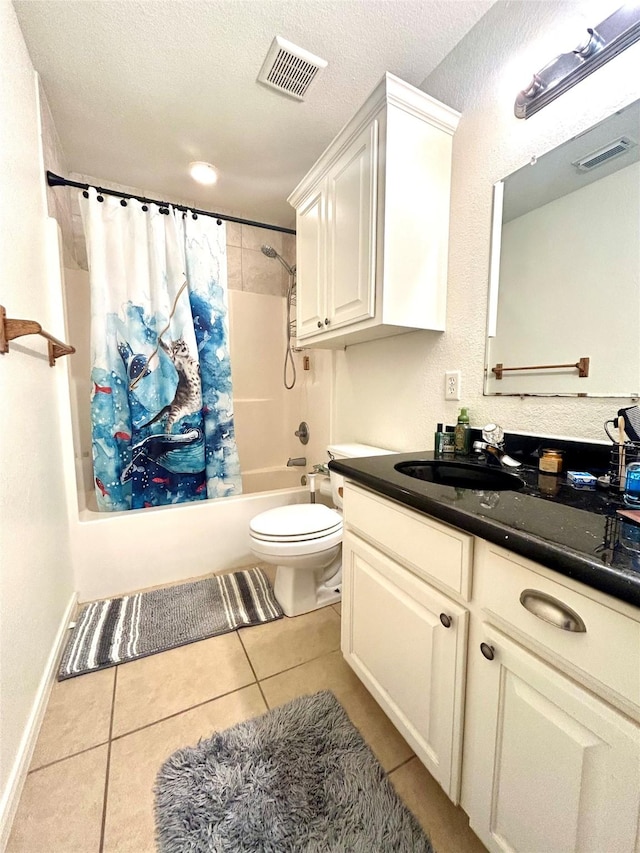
[454,408,471,455]
[434,423,444,455]
[624,462,640,508]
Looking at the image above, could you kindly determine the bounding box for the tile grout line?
[252,644,343,684]
[27,740,111,775]
[386,754,416,775]
[109,679,254,743]
[99,666,118,853]
[236,629,269,710]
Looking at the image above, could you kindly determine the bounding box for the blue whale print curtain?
[80,188,242,511]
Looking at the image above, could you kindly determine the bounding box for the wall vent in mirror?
[515,4,640,119]
[573,137,636,171]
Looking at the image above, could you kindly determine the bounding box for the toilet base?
[274,555,342,618]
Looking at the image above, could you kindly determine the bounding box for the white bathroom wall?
[334,0,640,448]
[0,2,76,841]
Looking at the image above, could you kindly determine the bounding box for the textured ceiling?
[13,0,494,228]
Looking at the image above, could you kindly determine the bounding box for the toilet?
[249,444,394,617]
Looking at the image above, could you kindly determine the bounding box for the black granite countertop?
[330,447,640,609]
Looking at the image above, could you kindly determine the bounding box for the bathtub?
[71,467,309,602]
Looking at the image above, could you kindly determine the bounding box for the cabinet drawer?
[475,542,640,712]
[343,484,473,599]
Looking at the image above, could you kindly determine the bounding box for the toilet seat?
[250,504,342,543]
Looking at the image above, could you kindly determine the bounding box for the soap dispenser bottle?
[454,408,471,456]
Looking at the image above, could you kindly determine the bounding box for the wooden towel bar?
[0,304,75,366]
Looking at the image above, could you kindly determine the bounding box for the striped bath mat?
[58,568,283,680]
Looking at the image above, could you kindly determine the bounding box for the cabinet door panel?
[467,626,640,853]
[326,120,377,329]
[296,187,325,338]
[342,533,467,799]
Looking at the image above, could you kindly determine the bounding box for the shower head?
[261,244,295,276]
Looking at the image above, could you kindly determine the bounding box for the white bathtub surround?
[74,486,309,602]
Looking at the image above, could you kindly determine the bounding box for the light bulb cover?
[189,161,218,185]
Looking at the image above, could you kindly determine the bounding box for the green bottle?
[454,408,471,455]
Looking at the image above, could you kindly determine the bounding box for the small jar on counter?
[539,448,564,475]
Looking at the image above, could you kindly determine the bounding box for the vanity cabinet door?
[463,625,640,853]
[341,531,468,801]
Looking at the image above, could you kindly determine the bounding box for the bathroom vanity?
[330,450,640,853]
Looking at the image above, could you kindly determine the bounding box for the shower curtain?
[80,188,242,511]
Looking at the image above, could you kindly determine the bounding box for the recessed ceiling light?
[189,161,218,185]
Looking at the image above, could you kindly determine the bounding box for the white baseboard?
[0,591,78,850]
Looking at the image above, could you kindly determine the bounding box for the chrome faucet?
[473,423,521,469]
[287,457,307,467]
[473,441,521,469]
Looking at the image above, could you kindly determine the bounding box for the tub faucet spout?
[287,457,307,467]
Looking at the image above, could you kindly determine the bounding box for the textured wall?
[334,0,640,450]
[0,1,74,833]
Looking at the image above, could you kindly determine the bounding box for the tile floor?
[7,570,486,853]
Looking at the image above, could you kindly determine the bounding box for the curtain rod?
[46,171,296,236]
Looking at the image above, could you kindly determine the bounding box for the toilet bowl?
[249,443,394,617]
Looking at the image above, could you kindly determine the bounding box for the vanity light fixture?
[189,161,218,185]
[515,3,640,119]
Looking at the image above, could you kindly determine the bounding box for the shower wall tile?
[71,213,88,270]
[242,248,286,297]
[233,399,286,471]
[227,246,242,291]
[241,224,282,256]
[282,232,296,269]
[226,221,242,247]
[228,290,284,399]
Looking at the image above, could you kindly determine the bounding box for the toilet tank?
[327,443,396,508]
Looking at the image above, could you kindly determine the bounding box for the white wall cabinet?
[288,73,460,348]
[340,483,640,853]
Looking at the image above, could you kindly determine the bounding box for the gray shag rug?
[154,690,433,852]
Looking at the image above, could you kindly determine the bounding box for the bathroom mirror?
[484,99,640,397]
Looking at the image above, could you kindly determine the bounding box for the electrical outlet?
[445,370,461,401]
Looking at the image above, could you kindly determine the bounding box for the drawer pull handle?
[519,589,586,633]
[439,613,452,628]
[480,642,495,660]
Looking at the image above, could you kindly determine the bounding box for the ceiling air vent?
[257,36,327,101]
[572,136,636,171]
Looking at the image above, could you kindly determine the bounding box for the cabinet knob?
[317,321,323,328]
[324,318,330,325]
[480,642,495,661]
[439,613,452,628]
